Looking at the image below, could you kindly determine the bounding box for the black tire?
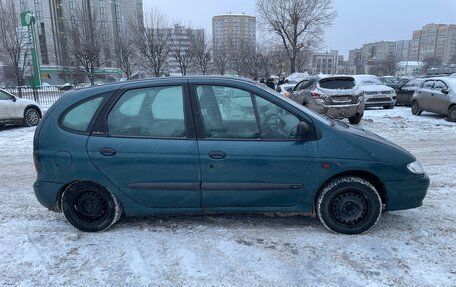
[448,106,456,122]
[383,105,394,110]
[24,108,40,126]
[348,114,363,125]
[411,101,422,116]
[316,177,382,235]
[61,182,122,232]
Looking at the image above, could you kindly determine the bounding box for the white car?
[0,89,42,127]
[353,75,397,109]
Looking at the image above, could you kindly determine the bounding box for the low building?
[396,61,424,76]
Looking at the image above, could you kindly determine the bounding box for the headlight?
[407,160,425,174]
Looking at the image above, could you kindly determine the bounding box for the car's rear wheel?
[316,177,382,234]
[411,101,422,116]
[448,106,456,122]
[348,114,363,125]
[24,108,40,126]
[61,182,122,232]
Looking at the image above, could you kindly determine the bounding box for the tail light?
[311,92,321,99]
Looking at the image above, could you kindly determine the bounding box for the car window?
[423,81,435,89]
[301,80,314,90]
[433,81,447,90]
[403,81,414,88]
[107,86,185,138]
[196,85,300,140]
[61,97,104,132]
[0,90,13,100]
[319,78,355,89]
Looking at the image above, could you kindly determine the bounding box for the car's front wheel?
[411,101,422,116]
[448,106,456,122]
[61,182,122,232]
[24,108,40,126]
[316,177,382,234]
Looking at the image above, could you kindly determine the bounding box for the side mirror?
[441,88,449,94]
[11,96,16,102]
[297,121,311,140]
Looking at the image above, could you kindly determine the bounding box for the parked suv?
[33,76,429,234]
[0,89,42,127]
[353,75,396,109]
[289,76,365,124]
[411,77,456,122]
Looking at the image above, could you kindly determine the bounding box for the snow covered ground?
[0,107,455,287]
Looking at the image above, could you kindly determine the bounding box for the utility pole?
[21,11,41,86]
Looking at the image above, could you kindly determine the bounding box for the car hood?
[318,121,415,165]
[359,84,394,92]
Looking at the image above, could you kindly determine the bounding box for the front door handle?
[208,151,226,159]
[99,147,117,156]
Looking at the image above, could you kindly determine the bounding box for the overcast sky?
[143,0,456,57]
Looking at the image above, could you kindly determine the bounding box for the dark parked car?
[411,77,456,121]
[289,76,365,124]
[0,89,42,127]
[395,79,424,106]
[33,77,429,234]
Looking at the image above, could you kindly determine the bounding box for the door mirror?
[297,121,311,140]
[441,88,449,94]
[11,96,16,102]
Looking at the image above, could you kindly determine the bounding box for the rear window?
[61,97,104,132]
[319,78,356,89]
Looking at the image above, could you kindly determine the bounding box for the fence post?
[32,85,39,103]
[17,87,22,98]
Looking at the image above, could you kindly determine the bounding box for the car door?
[418,80,435,111]
[432,80,450,114]
[87,83,201,208]
[398,81,415,105]
[0,90,15,120]
[191,82,318,209]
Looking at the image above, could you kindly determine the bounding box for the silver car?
[289,76,365,124]
[353,75,397,109]
[0,89,42,127]
[411,77,456,122]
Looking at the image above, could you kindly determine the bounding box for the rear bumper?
[310,102,363,119]
[33,180,64,210]
[384,174,430,211]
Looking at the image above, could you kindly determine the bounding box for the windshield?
[355,76,382,86]
[256,83,332,126]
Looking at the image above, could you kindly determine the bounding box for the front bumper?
[34,180,64,210]
[384,174,430,211]
[364,95,396,107]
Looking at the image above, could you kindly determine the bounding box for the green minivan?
[33,77,429,234]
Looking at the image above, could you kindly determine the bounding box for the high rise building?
[411,23,456,64]
[16,0,143,66]
[395,40,412,62]
[212,13,256,58]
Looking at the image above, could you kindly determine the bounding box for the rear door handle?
[208,151,226,159]
[99,147,117,156]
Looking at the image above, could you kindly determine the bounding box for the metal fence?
[3,86,66,106]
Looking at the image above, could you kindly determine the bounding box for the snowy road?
[0,107,455,286]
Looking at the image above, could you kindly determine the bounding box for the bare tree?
[257,0,336,73]
[377,55,397,76]
[191,32,212,75]
[0,1,31,86]
[229,40,251,77]
[66,7,105,86]
[130,9,170,77]
[213,45,229,75]
[170,24,194,76]
[114,36,137,80]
